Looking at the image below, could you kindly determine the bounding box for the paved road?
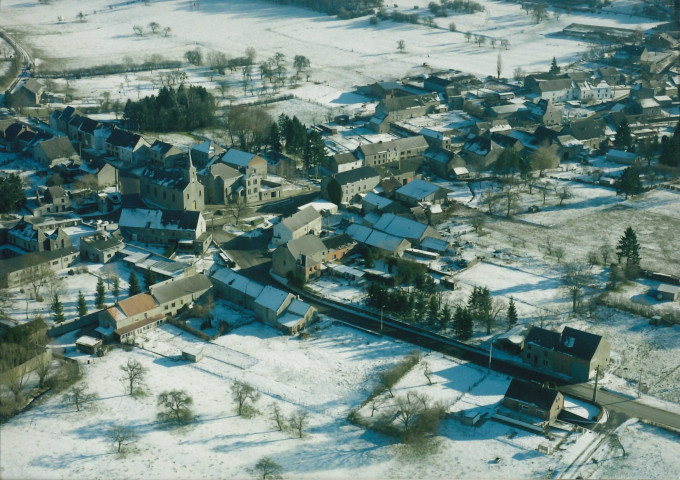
[561,383,680,431]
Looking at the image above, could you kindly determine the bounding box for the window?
[186,193,189,199]
[52,260,58,265]
[172,302,176,307]
[543,360,548,366]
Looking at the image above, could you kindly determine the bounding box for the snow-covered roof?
[255,285,291,312]
[287,298,312,317]
[277,312,304,328]
[373,213,430,240]
[281,206,321,233]
[119,208,202,231]
[210,268,265,299]
[362,192,393,209]
[420,237,449,253]
[395,179,440,200]
[75,336,101,347]
[222,149,257,167]
[297,200,338,215]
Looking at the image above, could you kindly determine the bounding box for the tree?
[476,35,487,47]
[556,185,573,206]
[109,425,138,453]
[440,304,452,331]
[481,187,500,215]
[561,262,594,312]
[113,276,120,302]
[427,296,439,327]
[35,353,52,389]
[269,403,285,431]
[95,277,106,309]
[251,457,283,480]
[0,286,14,320]
[184,48,202,66]
[0,173,25,213]
[496,52,502,79]
[231,380,260,416]
[449,22,456,32]
[423,361,433,385]
[471,212,486,234]
[226,196,248,225]
[615,166,643,199]
[659,122,680,167]
[133,25,143,36]
[77,11,86,22]
[614,118,633,150]
[616,226,641,276]
[513,67,525,81]
[600,243,613,265]
[507,297,518,327]
[391,392,446,444]
[77,290,88,317]
[397,39,406,53]
[326,178,343,205]
[288,410,309,438]
[500,38,510,50]
[454,306,473,340]
[148,21,160,34]
[531,147,558,175]
[500,186,520,217]
[293,55,310,80]
[163,26,171,37]
[225,105,274,152]
[143,267,156,288]
[128,270,141,296]
[553,246,566,263]
[268,123,282,153]
[51,293,65,323]
[120,358,147,395]
[549,56,560,74]
[157,390,193,424]
[64,384,97,412]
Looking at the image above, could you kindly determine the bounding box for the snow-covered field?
[5,320,658,480]
[0,0,663,109]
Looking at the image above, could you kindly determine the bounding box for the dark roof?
[162,210,201,230]
[79,117,100,135]
[81,232,123,251]
[567,118,606,140]
[505,379,561,410]
[332,166,379,186]
[489,132,521,150]
[21,78,44,95]
[1,123,24,142]
[322,233,356,251]
[150,139,179,155]
[141,166,189,190]
[106,129,143,149]
[525,326,560,350]
[36,136,77,160]
[555,327,603,361]
[424,76,453,87]
[332,152,359,165]
[533,126,561,145]
[0,247,79,274]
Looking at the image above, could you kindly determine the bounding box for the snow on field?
[307,276,366,304]
[579,420,680,479]
[0,0,663,101]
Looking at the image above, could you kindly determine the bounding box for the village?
[0,0,679,478]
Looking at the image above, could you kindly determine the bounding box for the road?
[0,25,33,95]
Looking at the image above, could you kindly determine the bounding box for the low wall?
[0,350,51,382]
[47,311,100,338]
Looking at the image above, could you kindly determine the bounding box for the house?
[372,213,440,245]
[254,286,294,325]
[104,129,150,165]
[11,79,44,107]
[535,79,576,103]
[564,118,607,150]
[0,247,79,288]
[50,106,78,134]
[139,159,204,211]
[502,379,564,423]
[197,161,243,204]
[7,218,72,252]
[76,158,117,190]
[460,136,502,170]
[80,232,124,263]
[394,179,448,206]
[34,186,71,215]
[362,81,403,99]
[33,136,78,168]
[653,283,680,302]
[522,326,610,382]
[346,223,411,257]
[75,336,103,355]
[118,208,205,244]
[190,140,225,168]
[210,268,265,310]
[362,192,395,214]
[597,67,623,86]
[575,81,612,102]
[272,234,329,281]
[322,166,380,204]
[369,94,439,133]
[322,233,357,261]
[67,115,113,154]
[329,152,362,173]
[357,136,429,167]
[222,149,268,177]
[148,140,186,168]
[606,149,638,165]
[272,206,322,246]
[555,135,583,162]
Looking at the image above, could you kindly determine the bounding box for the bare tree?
[231,380,260,416]
[481,187,500,215]
[251,457,283,480]
[288,410,309,438]
[599,243,613,265]
[391,392,446,444]
[496,52,502,79]
[0,285,14,320]
[108,425,138,453]
[3,361,29,401]
[133,25,143,36]
[148,21,160,33]
[157,390,193,424]
[471,212,486,234]
[24,261,51,301]
[501,186,520,217]
[225,196,248,225]
[423,362,433,385]
[269,403,285,431]
[397,39,406,53]
[553,246,566,264]
[369,396,385,417]
[35,353,52,389]
[561,263,594,313]
[531,147,558,175]
[64,383,97,412]
[120,358,147,395]
[556,185,573,206]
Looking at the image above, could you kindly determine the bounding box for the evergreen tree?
[95,277,106,309]
[268,122,282,153]
[614,118,633,150]
[144,267,157,288]
[129,270,141,296]
[364,247,374,268]
[52,293,66,323]
[77,290,88,317]
[616,226,641,277]
[427,296,439,327]
[507,297,518,327]
[113,276,120,302]
[659,121,680,167]
[549,56,560,74]
[614,166,643,199]
[415,294,427,321]
[0,172,26,214]
[454,306,473,340]
[440,304,452,331]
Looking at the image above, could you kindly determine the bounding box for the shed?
[181,346,204,362]
[656,283,680,302]
[75,335,103,355]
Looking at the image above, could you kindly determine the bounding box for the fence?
[166,317,219,341]
[47,312,100,338]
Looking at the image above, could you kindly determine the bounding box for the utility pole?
[380,305,385,332]
[488,343,493,373]
[592,365,600,403]
[637,374,642,398]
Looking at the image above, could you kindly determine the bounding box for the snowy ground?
[0,0,663,111]
[0,321,635,479]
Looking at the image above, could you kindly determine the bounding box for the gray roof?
[210,268,264,299]
[81,233,123,251]
[395,179,441,200]
[286,234,327,259]
[332,152,360,165]
[538,79,573,92]
[282,206,321,233]
[0,247,78,274]
[35,136,77,160]
[332,166,380,186]
[21,78,44,95]
[222,149,258,167]
[373,213,432,241]
[150,274,212,305]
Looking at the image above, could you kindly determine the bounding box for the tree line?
[123,84,216,132]
[266,0,383,18]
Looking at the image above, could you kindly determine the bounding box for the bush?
[68,269,75,276]
[449,22,456,32]
[369,16,378,24]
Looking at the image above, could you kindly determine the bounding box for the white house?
[575,81,612,102]
[272,206,322,246]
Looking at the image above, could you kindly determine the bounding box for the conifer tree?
[113,276,120,302]
[549,56,560,74]
[614,118,632,150]
[52,293,66,323]
[144,267,156,288]
[95,277,106,309]
[507,297,518,327]
[616,226,641,277]
[129,270,141,296]
[440,304,452,331]
[77,290,88,317]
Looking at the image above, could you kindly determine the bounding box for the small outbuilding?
[654,283,680,302]
[181,346,204,362]
[75,335,103,355]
